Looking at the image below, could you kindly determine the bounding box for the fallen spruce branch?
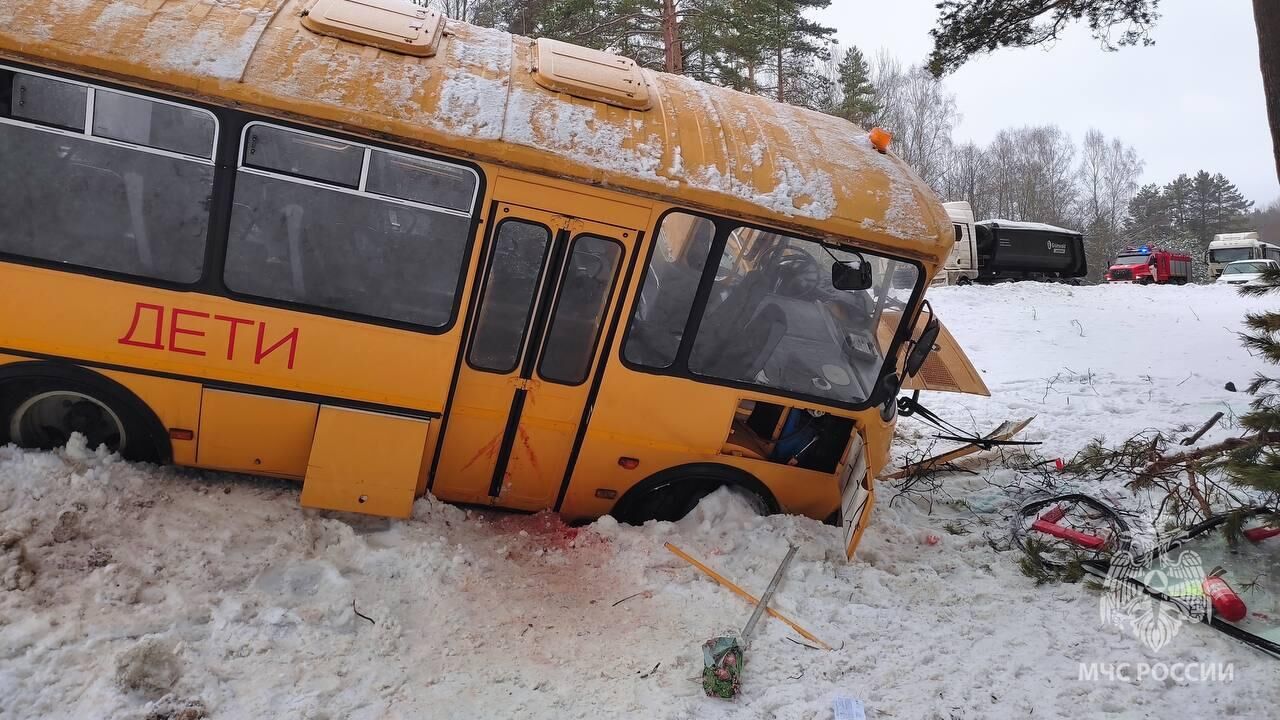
[1135,432,1280,480]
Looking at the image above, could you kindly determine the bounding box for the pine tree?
[1121,173,1253,281]
[1177,171,1255,250]
[1163,174,1193,236]
[730,0,835,108]
[1227,271,1280,499]
[927,0,1159,78]
[1124,183,1171,246]
[1209,173,1254,232]
[831,46,878,126]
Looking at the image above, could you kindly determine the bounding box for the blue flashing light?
[1138,245,1151,254]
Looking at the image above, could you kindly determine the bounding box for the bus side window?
[0,70,214,283]
[623,213,716,368]
[6,71,86,131]
[225,123,478,328]
[92,89,216,159]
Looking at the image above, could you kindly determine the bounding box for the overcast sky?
[817,0,1279,207]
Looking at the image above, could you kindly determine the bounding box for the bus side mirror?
[905,316,941,378]
[832,260,873,291]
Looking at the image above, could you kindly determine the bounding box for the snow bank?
[1,284,1277,719]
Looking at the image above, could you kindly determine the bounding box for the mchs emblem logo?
[1099,547,1209,653]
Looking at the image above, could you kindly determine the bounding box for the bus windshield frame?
[621,209,923,412]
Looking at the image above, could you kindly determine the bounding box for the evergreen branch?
[1238,266,1280,296]
[564,12,661,41]
[1138,433,1280,480]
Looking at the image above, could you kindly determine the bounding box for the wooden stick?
[1180,411,1224,446]
[741,545,797,643]
[664,542,832,650]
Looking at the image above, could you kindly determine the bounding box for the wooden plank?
[883,417,1034,480]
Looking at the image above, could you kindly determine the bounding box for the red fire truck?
[1105,246,1192,285]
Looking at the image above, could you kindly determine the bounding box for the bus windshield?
[625,212,919,407]
[1211,247,1254,263]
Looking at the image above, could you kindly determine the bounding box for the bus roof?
[0,0,949,261]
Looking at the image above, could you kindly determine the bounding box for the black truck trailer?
[974,219,1088,283]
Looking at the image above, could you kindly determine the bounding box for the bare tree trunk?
[662,0,683,74]
[1256,0,1280,181]
[775,1,785,102]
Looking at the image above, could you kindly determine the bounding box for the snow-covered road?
[1,283,1276,719]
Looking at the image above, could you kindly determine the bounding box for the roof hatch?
[531,38,652,111]
[302,0,445,58]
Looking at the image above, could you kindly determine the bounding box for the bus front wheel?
[0,374,165,462]
[611,464,779,525]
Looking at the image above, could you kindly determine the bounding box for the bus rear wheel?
[0,377,161,461]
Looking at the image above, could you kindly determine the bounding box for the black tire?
[0,371,166,462]
[1139,277,1153,286]
[956,276,972,287]
[611,464,778,524]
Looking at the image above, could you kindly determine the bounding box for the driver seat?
[734,304,787,381]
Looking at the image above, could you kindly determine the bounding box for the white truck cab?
[1207,232,1278,279]
[934,201,979,286]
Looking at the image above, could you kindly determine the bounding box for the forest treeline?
[424,0,1276,276]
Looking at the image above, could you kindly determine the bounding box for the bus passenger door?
[432,204,635,511]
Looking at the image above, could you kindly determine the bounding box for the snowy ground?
[1,283,1278,719]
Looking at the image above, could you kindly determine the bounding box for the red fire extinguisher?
[1202,576,1247,622]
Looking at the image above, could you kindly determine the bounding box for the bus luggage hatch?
[301,406,430,518]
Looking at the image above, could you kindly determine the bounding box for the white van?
[933,201,979,286]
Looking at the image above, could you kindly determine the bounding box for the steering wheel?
[775,247,821,299]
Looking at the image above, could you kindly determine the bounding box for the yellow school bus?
[0,0,987,557]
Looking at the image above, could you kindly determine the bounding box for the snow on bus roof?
[0,0,949,253]
[978,219,1082,235]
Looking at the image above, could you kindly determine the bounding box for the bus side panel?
[559,371,841,522]
[98,370,203,466]
[195,389,318,478]
[0,264,462,413]
[558,373,737,518]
